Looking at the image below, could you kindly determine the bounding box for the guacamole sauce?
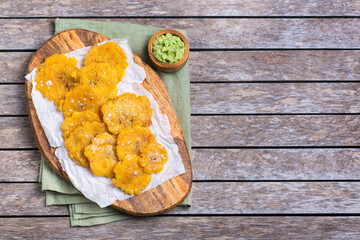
[153,33,185,64]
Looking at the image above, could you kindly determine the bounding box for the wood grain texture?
[5,182,360,215]
[5,51,360,83]
[1,116,359,149]
[192,148,360,180]
[191,115,360,147]
[0,117,35,148]
[0,183,68,215]
[170,182,360,214]
[191,83,360,114]
[5,83,360,115]
[189,51,360,82]
[3,216,360,239]
[2,0,360,17]
[25,29,191,216]
[0,52,33,83]
[0,19,54,50]
[0,151,41,181]
[4,18,360,50]
[4,216,360,239]
[3,149,360,182]
[0,85,26,115]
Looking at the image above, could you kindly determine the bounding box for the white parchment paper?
[25,39,185,207]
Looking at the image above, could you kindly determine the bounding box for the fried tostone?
[102,93,152,134]
[116,126,155,161]
[112,154,151,195]
[65,121,106,168]
[61,110,101,138]
[84,42,127,81]
[139,142,168,174]
[77,62,121,99]
[35,54,79,106]
[61,85,104,117]
[84,132,118,178]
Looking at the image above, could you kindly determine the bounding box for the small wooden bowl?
[148,29,189,72]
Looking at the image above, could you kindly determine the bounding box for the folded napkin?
[38,19,192,227]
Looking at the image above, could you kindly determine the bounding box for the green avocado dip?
[152,33,185,64]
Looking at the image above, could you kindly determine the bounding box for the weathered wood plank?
[0,85,26,115]
[0,117,35,148]
[0,52,32,83]
[193,148,360,180]
[0,183,68,215]
[1,116,359,148]
[190,51,360,82]
[191,115,360,147]
[2,0,360,17]
[0,151,41,181]
[3,83,360,115]
[4,51,360,84]
[3,216,360,239]
[4,18,360,50]
[0,19,53,50]
[4,182,360,215]
[4,149,360,182]
[191,83,360,114]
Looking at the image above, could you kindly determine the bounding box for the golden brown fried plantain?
[61,85,104,117]
[77,62,120,99]
[35,54,79,106]
[61,110,101,138]
[84,42,127,81]
[112,154,151,195]
[139,142,168,174]
[116,126,155,161]
[102,93,152,134]
[65,121,106,168]
[84,132,118,178]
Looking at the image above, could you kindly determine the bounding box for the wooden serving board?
[25,29,192,216]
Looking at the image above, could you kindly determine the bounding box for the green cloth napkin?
[39,19,192,227]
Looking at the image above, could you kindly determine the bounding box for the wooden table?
[1,1,360,239]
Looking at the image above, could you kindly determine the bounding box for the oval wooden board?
[25,29,192,216]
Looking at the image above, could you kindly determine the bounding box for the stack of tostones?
[101,94,168,195]
[115,126,155,160]
[112,154,151,195]
[84,132,118,178]
[77,62,121,99]
[35,41,169,196]
[61,85,104,117]
[34,54,79,106]
[64,121,107,168]
[139,142,168,174]
[84,41,127,82]
[61,111,101,138]
[102,93,153,135]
